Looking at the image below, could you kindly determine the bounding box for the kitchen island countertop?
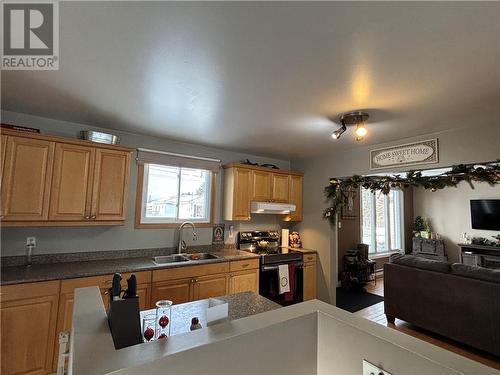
[0,250,259,285]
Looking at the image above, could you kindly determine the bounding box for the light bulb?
[355,122,367,141]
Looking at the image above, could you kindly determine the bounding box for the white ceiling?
[2,2,499,159]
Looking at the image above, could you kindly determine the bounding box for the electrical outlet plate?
[363,360,392,375]
[26,236,36,246]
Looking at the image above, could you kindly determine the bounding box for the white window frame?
[360,188,405,256]
[137,163,214,227]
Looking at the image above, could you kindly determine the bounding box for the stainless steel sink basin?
[185,253,219,261]
[153,255,189,264]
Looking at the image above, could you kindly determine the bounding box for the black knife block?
[107,292,143,349]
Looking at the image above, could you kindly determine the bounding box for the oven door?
[259,261,304,306]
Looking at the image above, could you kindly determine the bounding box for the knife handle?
[125,275,137,299]
[111,273,122,301]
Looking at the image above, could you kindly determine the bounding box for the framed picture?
[212,224,225,244]
[341,187,357,220]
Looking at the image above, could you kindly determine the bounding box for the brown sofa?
[384,254,500,357]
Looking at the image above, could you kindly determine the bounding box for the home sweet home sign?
[370,139,439,170]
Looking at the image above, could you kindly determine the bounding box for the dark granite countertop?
[140,291,281,338]
[0,250,260,286]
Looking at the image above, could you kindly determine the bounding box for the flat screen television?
[470,199,500,230]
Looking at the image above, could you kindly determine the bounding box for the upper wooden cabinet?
[284,175,303,222]
[223,167,253,221]
[223,163,303,221]
[0,129,132,226]
[252,170,272,201]
[49,143,95,221]
[1,136,54,221]
[271,173,290,203]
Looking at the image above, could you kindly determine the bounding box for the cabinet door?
[1,281,59,375]
[252,170,272,201]
[152,279,192,305]
[192,274,228,300]
[1,136,54,221]
[285,175,303,221]
[91,149,130,221]
[229,269,259,294]
[272,174,289,203]
[137,283,152,310]
[303,262,317,301]
[233,168,252,220]
[0,134,7,189]
[49,143,95,221]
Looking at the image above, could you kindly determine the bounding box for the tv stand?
[458,243,500,269]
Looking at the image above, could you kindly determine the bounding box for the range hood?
[251,201,296,214]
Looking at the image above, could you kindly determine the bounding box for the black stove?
[237,230,303,265]
[238,230,304,306]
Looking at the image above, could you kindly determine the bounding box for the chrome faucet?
[178,221,198,254]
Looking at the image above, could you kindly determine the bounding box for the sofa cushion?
[451,263,500,284]
[389,253,450,273]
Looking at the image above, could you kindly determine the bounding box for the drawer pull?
[241,263,249,268]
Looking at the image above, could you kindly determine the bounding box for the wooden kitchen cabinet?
[271,173,289,202]
[1,281,60,375]
[49,143,95,221]
[284,175,303,221]
[0,134,7,188]
[192,273,229,300]
[252,170,272,201]
[229,259,259,294]
[223,163,303,221]
[0,136,54,221]
[92,148,130,221]
[229,269,259,294]
[151,278,192,305]
[152,262,230,304]
[223,167,252,221]
[0,129,133,227]
[303,253,317,301]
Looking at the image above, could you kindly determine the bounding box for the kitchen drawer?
[1,280,60,301]
[229,258,259,272]
[303,254,317,263]
[60,275,111,293]
[152,262,230,282]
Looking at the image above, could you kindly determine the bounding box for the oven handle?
[261,262,304,271]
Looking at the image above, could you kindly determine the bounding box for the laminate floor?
[354,276,500,370]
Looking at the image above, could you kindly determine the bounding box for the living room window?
[360,188,404,254]
[135,149,220,228]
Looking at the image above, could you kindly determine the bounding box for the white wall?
[414,183,500,262]
[291,124,500,304]
[0,110,291,256]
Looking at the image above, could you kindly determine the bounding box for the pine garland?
[323,161,500,225]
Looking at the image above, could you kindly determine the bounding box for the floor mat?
[336,287,384,313]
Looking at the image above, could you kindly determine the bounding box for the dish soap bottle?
[190,317,202,331]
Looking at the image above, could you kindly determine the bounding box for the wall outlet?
[362,360,392,375]
[26,237,36,247]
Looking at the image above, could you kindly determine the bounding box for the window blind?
[136,148,221,172]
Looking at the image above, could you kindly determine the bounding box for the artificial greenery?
[413,216,425,232]
[323,161,500,225]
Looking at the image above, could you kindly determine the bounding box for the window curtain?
[136,148,221,172]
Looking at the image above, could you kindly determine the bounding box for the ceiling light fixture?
[331,123,347,139]
[335,111,370,141]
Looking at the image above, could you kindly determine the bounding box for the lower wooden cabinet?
[1,281,60,375]
[229,269,259,294]
[303,254,317,301]
[151,278,192,305]
[192,274,229,300]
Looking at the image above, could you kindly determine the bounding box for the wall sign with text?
[370,139,439,170]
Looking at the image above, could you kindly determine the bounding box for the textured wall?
[414,183,500,263]
[291,124,500,304]
[1,110,291,256]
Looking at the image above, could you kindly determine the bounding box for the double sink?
[153,253,219,265]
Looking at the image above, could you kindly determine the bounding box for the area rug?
[336,287,384,313]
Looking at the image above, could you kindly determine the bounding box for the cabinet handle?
[241,263,249,268]
[91,215,96,220]
[84,215,91,220]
